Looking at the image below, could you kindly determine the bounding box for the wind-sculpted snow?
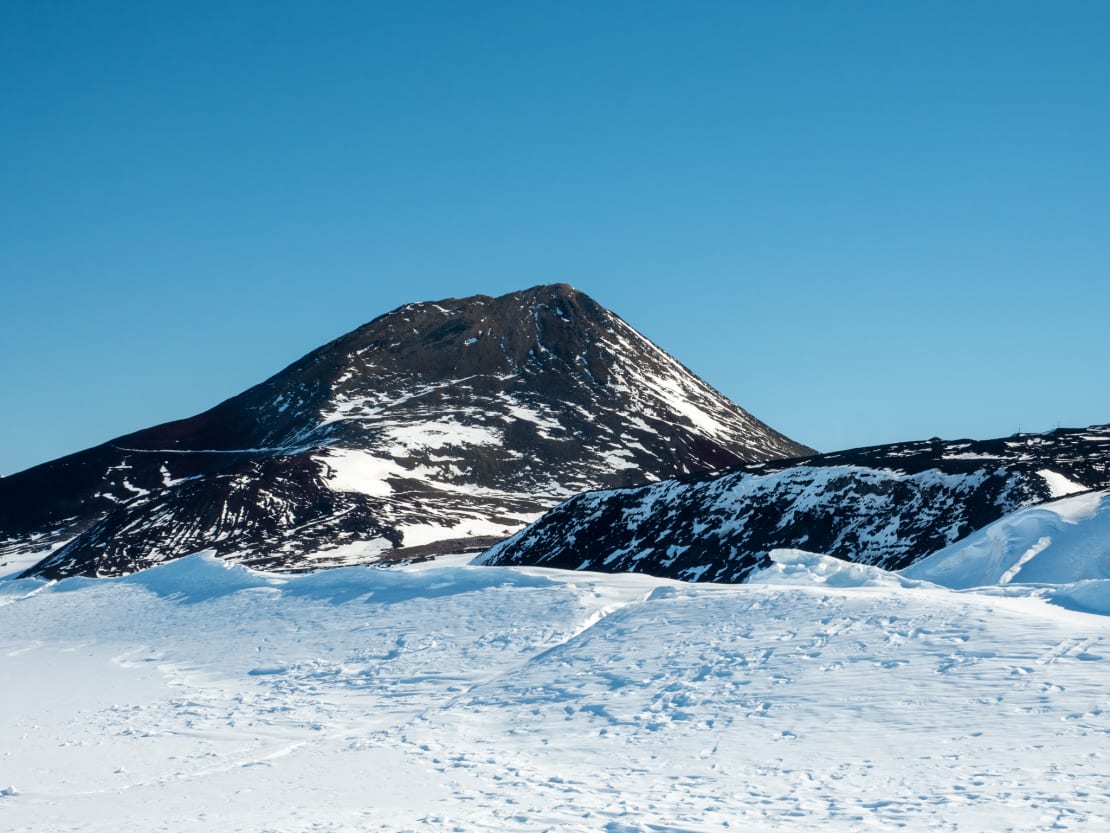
[3,553,1110,832]
[904,490,1110,588]
[109,549,559,604]
[1048,580,1110,617]
[750,548,931,589]
[4,284,811,579]
[479,425,1110,581]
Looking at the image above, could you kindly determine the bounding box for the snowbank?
[42,550,560,606]
[748,549,928,589]
[902,490,1110,589]
[1048,579,1110,617]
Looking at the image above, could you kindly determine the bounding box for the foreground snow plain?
[2,547,1109,832]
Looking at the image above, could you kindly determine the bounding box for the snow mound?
[41,550,277,603]
[902,490,1110,589]
[282,563,557,604]
[1048,580,1110,617]
[49,551,559,606]
[0,576,52,607]
[115,550,278,602]
[748,549,927,589]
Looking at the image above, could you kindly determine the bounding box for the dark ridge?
[5,284,812,579]
[479,424,1110,582]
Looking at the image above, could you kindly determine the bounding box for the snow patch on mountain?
[1038,468,1089,497]
[318,448,404,496]
[384,420,502,453]
[397,518,525,547]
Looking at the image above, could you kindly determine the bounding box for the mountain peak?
[3,285,813,579]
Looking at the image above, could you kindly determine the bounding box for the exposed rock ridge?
[477,425,1110,582]
[3,284,812,578]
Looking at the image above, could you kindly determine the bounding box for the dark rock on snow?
[3,284,812,579]
[477,426,1110,582]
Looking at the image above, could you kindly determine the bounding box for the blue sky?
[2,2,1109,475]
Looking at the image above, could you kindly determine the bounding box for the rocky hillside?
[3,284,812,579]
[477,425,1110,582]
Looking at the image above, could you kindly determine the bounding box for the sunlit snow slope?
[904,489,1110,592]
[1,284,811,579]
[1,552,1108,832]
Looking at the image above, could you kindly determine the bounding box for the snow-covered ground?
[2,549,1109,832]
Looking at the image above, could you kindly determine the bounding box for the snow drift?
[3,550,1110,832]
[903,490,1110,588]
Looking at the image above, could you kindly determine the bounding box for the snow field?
[1,553,1109,832]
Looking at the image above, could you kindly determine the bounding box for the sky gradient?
[2,2,1109,475]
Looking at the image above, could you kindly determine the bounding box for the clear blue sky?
[2,1,1109,475]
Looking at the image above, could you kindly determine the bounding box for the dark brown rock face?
[477,425,1110,582]
[3,284,812,579]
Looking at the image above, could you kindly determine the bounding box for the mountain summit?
[3,284,812,578]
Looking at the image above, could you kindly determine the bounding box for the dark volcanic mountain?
[477,425,1110,582]
[2,284,812,579]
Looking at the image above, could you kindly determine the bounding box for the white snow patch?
[384,420,501,452]
[318,448,403,496]
[303,538,395,565]
[0,536,74,581]
[500,400,565,437]
[1038,468,1089,498]
[600,447,640,471]
[643,372,732,438]
[398,518,517,547]
[120,479,149,498]
[159,465,202,488]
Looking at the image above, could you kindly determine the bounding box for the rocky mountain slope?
[3,284,812,579]
[477,425,1110,582]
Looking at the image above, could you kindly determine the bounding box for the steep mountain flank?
[4,284,811,578]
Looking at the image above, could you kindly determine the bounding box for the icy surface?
[3,552,1110,832]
